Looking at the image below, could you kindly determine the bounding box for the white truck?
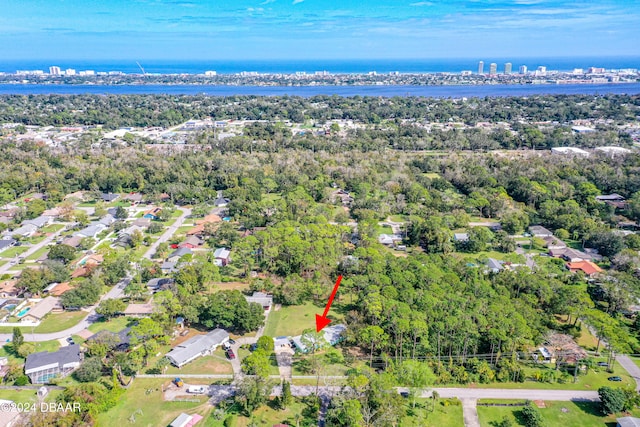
[187,386,207,394]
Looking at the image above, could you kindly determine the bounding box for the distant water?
[0,83,639,97]
[1,57,639,74]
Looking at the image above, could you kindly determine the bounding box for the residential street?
[617,355,640,391]
[142,206,191,259]
[0,226,66,275]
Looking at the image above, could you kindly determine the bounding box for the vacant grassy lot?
[264,302,342,338]
[87,316,132,334]
[399,399,464,427]
[477,400,635,427]
[33,311,86,333]
[96,378,210,426]
[205,399,309,427]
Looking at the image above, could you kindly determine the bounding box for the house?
[274,336,290,348]
[0,239,17,253]
[292,324,347,353]
[486,258,504,273]
[453,233,469,242]
[214,191,230,207]
[166,329,229,368]
[123,303,154,317]
[551,147,590,157]
[617,417,640,427]
[187,214,222,236]
[24,215,53,228]
[213,247,231,266]
[529,225,554,238]
[596,194,627,209]
[561,248,594,262]
[25,344,82,383]
[97,214,116,227]
[161,261,178,274]
[132,218,152,228]
[147,278,175,293]
[101,193,120,203]
[87,327,132,352]
[75,224,106,238]
[542,236,567,250]
[378,234,403,246]
[170,413,204,427]
[61,236,83,248]
[21,296,62,323]
[245,292,273,311]
[43,282,72,296]
[143,207,162,220]
[538,347,553,362]
[566,261,603,276]
[0,281,20,298]
[168,247,193,263]
[10,224,38,238]
[123,193,143,204]
[179,236,203,249]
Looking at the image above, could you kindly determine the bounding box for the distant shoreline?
[1,82,640,97]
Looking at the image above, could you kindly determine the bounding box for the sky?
[1,0,639,60]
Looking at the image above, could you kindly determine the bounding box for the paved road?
[618,355,640,391]
[142,207,191,260]
[425,388,599,401]
[0,275,129,342]
[0,226,66,275]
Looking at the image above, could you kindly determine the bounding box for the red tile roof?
[567,261,603,276]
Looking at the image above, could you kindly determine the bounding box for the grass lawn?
[400,399,463,427]
[41,224,65,233]
[456,250,526,264]
[164,349,233,375]
[264,302,342,338]
[477,400,635,427]
[206,399,308,427]
[96,378,211,427]
[457,360,633,391]
[32,311,86,333]
[0,340,61,363]
[87,316,132,334]
[423,172,441,179]
[0,388,62,405]
[376,225,394,235]
[0,246,29,258]
[25,246,49,261]
[389,214,408,222]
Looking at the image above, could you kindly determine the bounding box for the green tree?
[96,298,126,318]
[74,357,104,382]
[256,335,274,352]
[520,402,543,427]
[598,386,627,414]
[48,244,76,264]
[280,381,292,409]
[17,267,46,295]
[241,350,270,378]
[12,328,24,353]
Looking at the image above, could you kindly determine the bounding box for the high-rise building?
[519,65,528,74]
[478,61,484,74]
[489,63,497,75]
[64,68,76,76]
[49,66,61,75]
[504,63,512,74]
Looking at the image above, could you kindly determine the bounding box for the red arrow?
[315,275,342,332]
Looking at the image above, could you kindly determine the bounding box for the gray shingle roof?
[25,345,81,374]
[166,329,229,367]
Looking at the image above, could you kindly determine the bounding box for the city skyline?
[1,0,639,60]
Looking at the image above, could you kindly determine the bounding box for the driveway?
[462,399,481,427]
[275,348,294,380]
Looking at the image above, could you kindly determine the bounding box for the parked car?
[597,362,609,367]
[249,343,257,352]
[180,329,190,336]
[226,349,236,360]
[399,391,409,398]
[222,342,231,350]
[66,337,75,344]
[228,339,236,345]
[608,376,622,382]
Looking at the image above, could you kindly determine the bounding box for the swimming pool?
[16,307,30,317]
[3,304,16,312]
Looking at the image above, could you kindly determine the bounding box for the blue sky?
[1,0,639,60]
